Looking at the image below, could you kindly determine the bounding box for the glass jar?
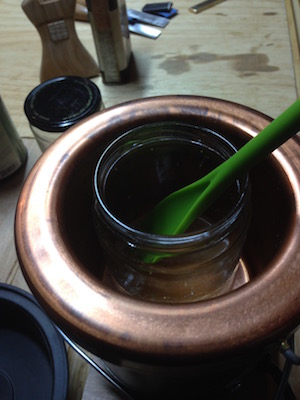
[0,96,27,181]
[24,76,103,151]
[93,122,251,303]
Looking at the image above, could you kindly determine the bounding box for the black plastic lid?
[24,76,101,132]
[0,283,69,399]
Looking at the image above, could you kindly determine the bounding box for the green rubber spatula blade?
[143,98,300,238]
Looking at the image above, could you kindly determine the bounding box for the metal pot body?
[15,96,300,397]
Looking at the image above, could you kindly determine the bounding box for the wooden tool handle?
[75,1,89,22]
[22,0,98,82]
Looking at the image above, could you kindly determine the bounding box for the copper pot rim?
[15,95,300,361]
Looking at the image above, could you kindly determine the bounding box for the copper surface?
[15,96,300,369]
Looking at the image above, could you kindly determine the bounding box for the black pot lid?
[0,283,68,400]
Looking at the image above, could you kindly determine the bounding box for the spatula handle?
[215,98,300,187]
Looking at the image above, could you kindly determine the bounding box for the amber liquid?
[96,135,247,303]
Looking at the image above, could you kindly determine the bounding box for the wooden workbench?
[1,0,300,398]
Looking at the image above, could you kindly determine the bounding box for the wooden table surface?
[1,0,300,398]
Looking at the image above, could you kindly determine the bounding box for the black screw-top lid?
[24,76,101,132]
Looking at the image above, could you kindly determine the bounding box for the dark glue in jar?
[93,122,251,304]
[24,76,103,151]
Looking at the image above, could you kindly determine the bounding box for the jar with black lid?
[24,76,103,151]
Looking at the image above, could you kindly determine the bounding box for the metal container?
[15,96,300,398]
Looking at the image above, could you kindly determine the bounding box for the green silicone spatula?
[144,98,300,237]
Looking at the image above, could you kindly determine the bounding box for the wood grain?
[0,0,300,398]
[21,0,98,81]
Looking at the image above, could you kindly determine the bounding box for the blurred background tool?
[189,0,226,13]
[86,0,132,84]
[75,0,89,21]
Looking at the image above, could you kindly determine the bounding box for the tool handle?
[212,98,300,188]
[21,0,98,82]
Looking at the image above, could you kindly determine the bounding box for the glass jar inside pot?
[93,122,251,304]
